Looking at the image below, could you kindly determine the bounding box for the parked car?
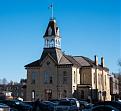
[55,98,79,111]
[94,101,121,110]
[10,108,19,111]
[61,98,80,109]
[0,100,32,111]
[32,101,51,111]
[23,101,34,107]
[49,99,60,105]
[0,103,10,111]
[88,105,119,111]
[79,100,92,110]
[67,98,80,109]
[42,101,57,111]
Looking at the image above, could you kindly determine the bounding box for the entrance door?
[45,89,52,100]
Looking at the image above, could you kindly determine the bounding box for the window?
[49,76,52,84]
[98,74,101,85]
[115,80,118,90]
[63,90,67,98]
[74,71,76,83]
[81,90,84,99]
[50,39,54,47]
[58,40,60,45]
[101,74,103,87]
[47,39,49,47]
[56,39,58,44]
[31,90,35,101]
[94,73,96,84]
[45,89,52,100]
[45,39,49,48]
[105,75,106,86]
[44,72,53,84]
[31,72,36,84]
[63,71,67,84]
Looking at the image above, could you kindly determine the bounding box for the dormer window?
[48,27,52,35]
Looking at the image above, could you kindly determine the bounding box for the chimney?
[94,55,98,66]
[101,57,104,67]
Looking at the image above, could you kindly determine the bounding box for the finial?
[48,3,54,19]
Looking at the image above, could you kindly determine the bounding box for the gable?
[40,48,63,64]
[59,55,72,65]
[40,54,57,67]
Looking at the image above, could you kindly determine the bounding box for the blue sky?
[0,0,120,82]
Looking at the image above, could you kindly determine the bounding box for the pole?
[51,3,53,19]
[49,3,54,19]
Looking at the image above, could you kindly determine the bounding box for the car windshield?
[59,101,71,106]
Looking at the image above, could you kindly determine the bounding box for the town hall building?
[25,18,111,102]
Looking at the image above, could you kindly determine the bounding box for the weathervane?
[49,3,54,19]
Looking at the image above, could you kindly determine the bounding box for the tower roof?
[40,47,62,64]
[43,19,59,37]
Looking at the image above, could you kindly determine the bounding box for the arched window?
[63,71,67,84]
[31,72,36,84]
[46,39,49,47]
[74,71,76,83]
[45,89,52,100]
[105,75,106,85]
[50,39,54,47]
[31,90,35,101]
[58,40,60,45]
[63,90,67,98]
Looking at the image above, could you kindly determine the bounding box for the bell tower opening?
[43,19,61,49]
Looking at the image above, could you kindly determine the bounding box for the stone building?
[77,56,111,102]
[110,74,119,100]
[25,18,111,101]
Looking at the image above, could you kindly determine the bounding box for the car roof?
[92,105,119,111]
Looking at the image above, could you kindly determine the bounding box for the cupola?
[43,19,61,49]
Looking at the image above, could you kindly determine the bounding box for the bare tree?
[118,59,121,67]
[2,78,8,84]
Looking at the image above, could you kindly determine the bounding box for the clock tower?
[43,18,61,49]
[40,18,62,64]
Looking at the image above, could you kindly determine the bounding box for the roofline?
[24,59,40,68]
[80,56,109,71]
[64,55,81,68]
